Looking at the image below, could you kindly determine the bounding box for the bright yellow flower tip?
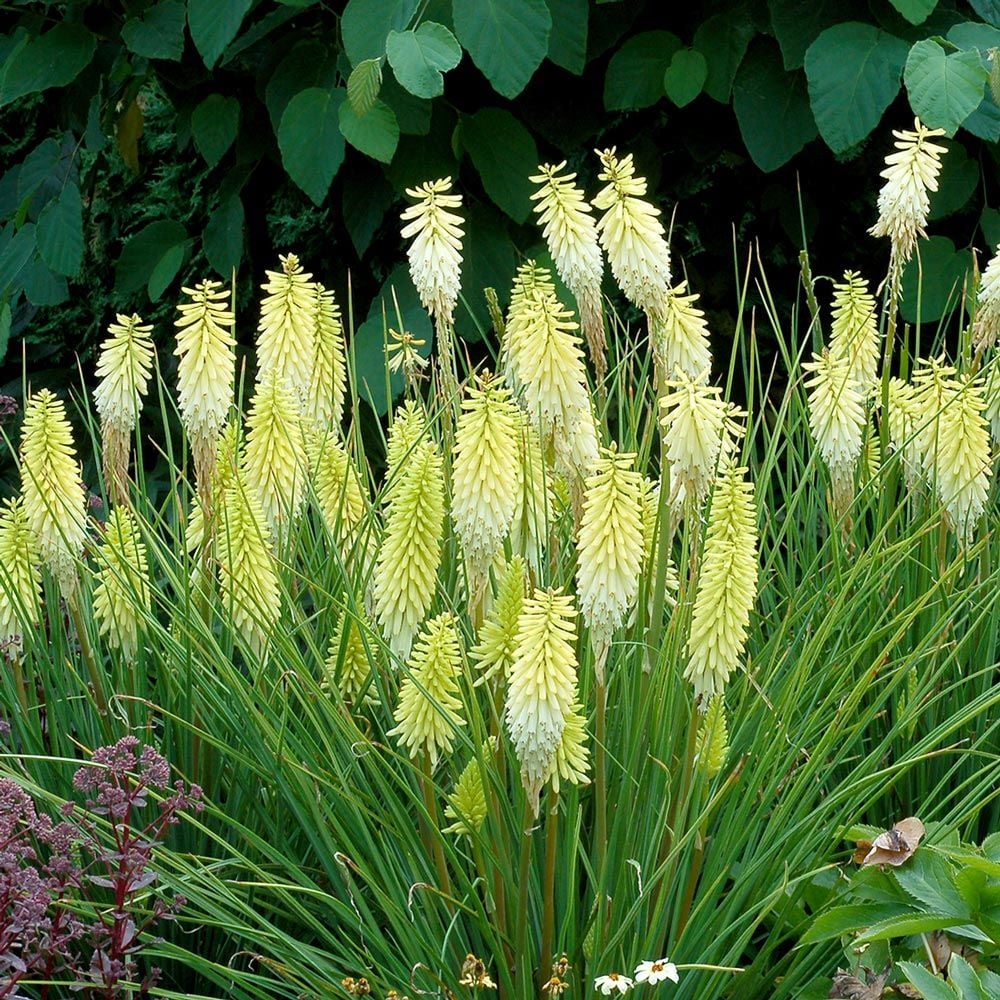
[256,253,317,403]
[324,603,379,708]
[803,349,866,514]
[592,147,671,325]
[401,177,464,331]
[547,700,590,794]
[0,497,41,657]
[174,279,236,491]
[869,118,947,282]
[471,555,527,682]
[452,373,522,577]
[660,281,713,380]
[695,695,729,780]
[310,431,367,561]
[829,272,879,393]
[443,739,495,837]
[388,612,465,765]
[19,389,88,599]
[243,371,307,546]
[92,506,150,660]
[685,460,758,703]
[510,414,553,578]
[373,430,445,660]
[576,447,644,669]
[506,587,579,812]
[93,313,154,504]
[305,282,347,432]
[974,245,1000,354]
[530,162,606,379]
[217,473,281,660]
[886,377,923,486]
[912,359,991,542]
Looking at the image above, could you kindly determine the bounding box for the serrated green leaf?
[805,23,909,153]
[800,903,915,943]
[453,0,551,99]
[547,0,588,75]
[604,31,680,110]
[122,1,186,61]
[115,220,188,295]
[694,13,753,102]
[17,139,63,207]
[278,87,346,205]
[21,254,67,307]
[348,59,384,115]
[664,48,707,107]
[857,912,972,942]
[0,23,96,107]
[948,955,989,1000]
[188,0,251,68]
[338,99,399,163]
[386,22,461,99]
[147,242,187,301]
[265,42,338,130]
[342,0,418,65]
[905,39,989,135]
[192,94,240,167]
[36,183,82,277]
[203,194,244,277]
[460,107,538,223]
[0,224,36,292]
[890,0,938,25]
[733,41,817,172]
[898,962,960,1000]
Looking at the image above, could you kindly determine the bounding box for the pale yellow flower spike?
[510,415,554,579]
[829,272,880,394]
[695,695,729,780]
[685,459,758,703]
[662,282,713,381]
[256,253,317,403]
[310,431,367,562]
[443,739,495,836]
[242,371,307,547]
[92,506,151,661]
[174,279,236,495]
[547,700,590,794]
[373,426,446,660]
[983,359,1000,445]
[388,612,465,765]
[19,389,88,600]
[886,377,923,487]
[973,245,1000,354]
[324,603,379,708]
[471,555,527,682]
[305,282,347,432]
[506,587,580,814]
[576,447,644,680]
[530,162,607,379]
[217,471,281,660]
[869,118,947,286]
[185,421,242,555]
[0,497,42,657]
[93,313,154,505]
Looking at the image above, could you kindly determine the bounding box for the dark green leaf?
[265,42,338,130]
[905,39,988,135]
[343,171,394,255]
[547,0,588,75]
[897,962,959,1000]
[386,22,462,99]
[188,0,252,68]
[17,139,62,207]
[694,13,753,102]
[0,23,96,107]
[36,183,82,277]
[900,235,972,323]
[805,23,909,153]
[115,220,189,295]
[801,903,916,943]
[948,955,989,1000]
[0,224,36,293]
[203,194,244,277]
[21,254,68,307]
[0,302,10,366]
[381,73,432,134]
[385,105,457,191]
[894,852,968,914]
[604,31,680,110]
[733,41,818,172]
[278,88,346,205]
[148,242,187,301]
[192,94,240,168]
[461,108,538,223]
[890,0,938,25]
[969,0,1000,26]
[453,0,551,99]
[980,207,1000,250]
[947,21,1000,51]
[458,204,515,339]
[928,139,978,219]
[768,0,846,70]
[342,0,418,65]
[122,1,187,61]
[962,92,1000,140]
[347,58,383,115]
[338,99,399,163]
[857,912,974,941]
[664,48,707,107]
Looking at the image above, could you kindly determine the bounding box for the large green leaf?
[386,22,462,99]
[192,94,240,167]
[122,1,187,61]
[453,0,551,99]
[890,0,938,24]
[188,0,251,68]
[278,87,346,206]
[733,41,818,172]
[0,302,10,366]
[664,49,707,108]
[147,242,187,300]
[343,170,394,255]
[805,23,909,153]
[342,0,418,65]
[347,59,383,116]
[928,138,978,219]
[458,204,515,339]
[0,224,37,292]
[265,42,338,130]
[203,194,244,277]
[897,962,959,1000]
[21,255,67,307]
[0,24,96,107]
[947,21,1000,51]
[694,13,754,102]
[36,183,82,277]
[900,236,972,323]
[947,955,989,1000]
[604,31,681,110]
[768,0,847,70]
[801,903,915,943]
[115,220,189,296]
[338,99,399,163]
[969,0,1000,27]
[460,108,538,223]
[905,39,988,135]
[547,0,588,75]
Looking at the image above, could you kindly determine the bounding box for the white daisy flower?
[595,973,634,994]
[633,959,679,986]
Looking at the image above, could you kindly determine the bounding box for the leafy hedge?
[3,0,1000,406]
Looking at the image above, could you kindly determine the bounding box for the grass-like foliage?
[1,128,999,1000]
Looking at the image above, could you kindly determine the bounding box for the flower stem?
[540,786,559,990]
[421,753,453,901]
[69,593,109,724]
[514,800,533,993]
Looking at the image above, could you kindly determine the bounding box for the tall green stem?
[539,787,559,990]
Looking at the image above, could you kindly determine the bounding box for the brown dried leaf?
[828,967,889,999]
[860,817,924,867]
